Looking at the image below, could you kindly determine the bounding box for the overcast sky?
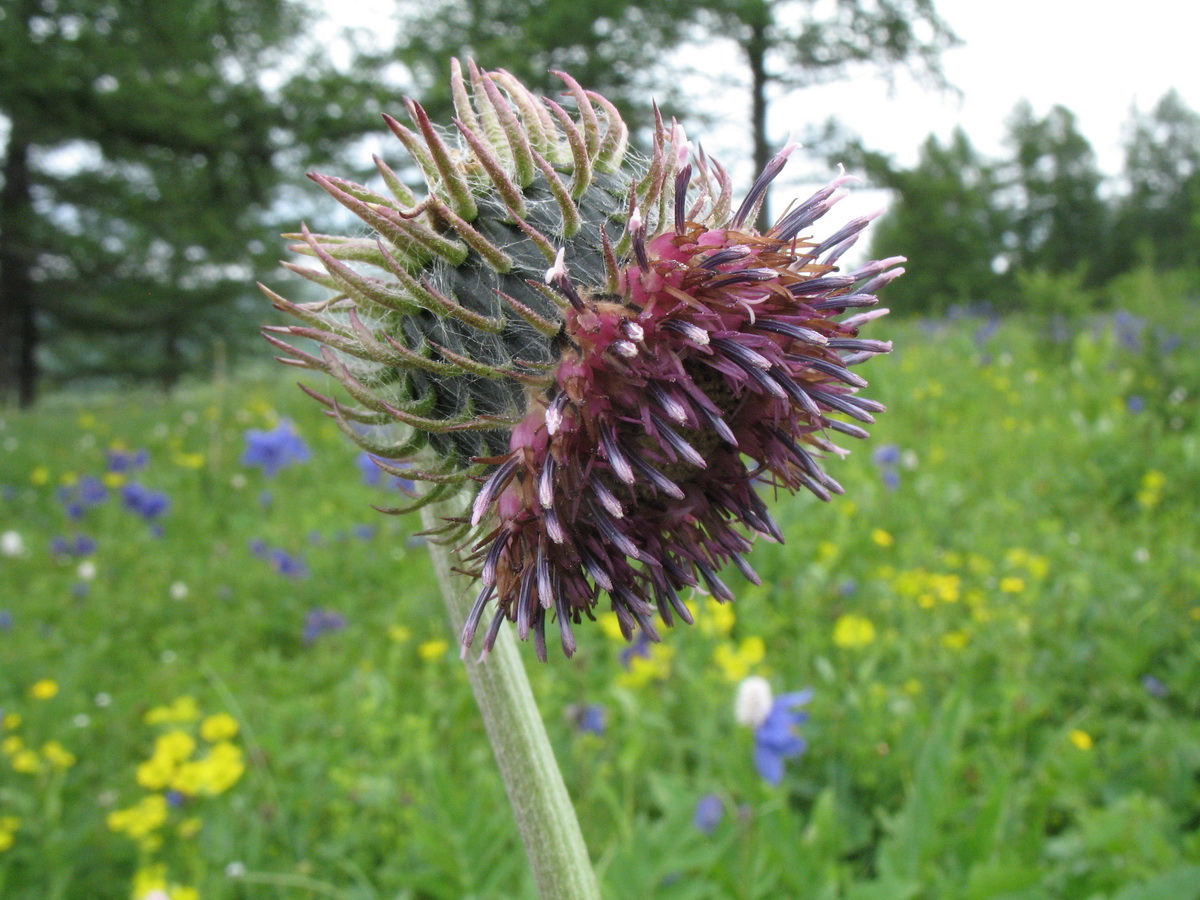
[766,0,1199,175]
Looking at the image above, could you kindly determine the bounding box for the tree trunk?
[0,122,39,408]
[747,19,772,231]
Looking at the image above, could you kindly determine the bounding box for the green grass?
[1,308,1199,900]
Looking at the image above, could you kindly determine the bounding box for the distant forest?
[2,0,1195,404]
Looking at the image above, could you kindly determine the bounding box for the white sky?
[764,0,1200,175]
[324,0,1200,254]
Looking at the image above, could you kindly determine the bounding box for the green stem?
[420,504,602,900]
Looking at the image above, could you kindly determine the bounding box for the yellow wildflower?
[713,636,766,682]
[137,754,176,791]
[200,713,239,742]
[417,639,449,661]
[2,736,23,756]
[143,696,201,724]
[832,614,876,649]
[871,529,894,548]
[940,630,971,650]
[1068,729,1094,751]
[598,612,625,641]
[30,465,50,486]
[107,794,169,838]
[2,713,20,730]
[173,451,207,469]
[697,598,736,638]
[617,644,675,689]
[388,624,411,642]
[11,749,42,774]
[132,863,168,898]
[42,740,76,769]
[999,576,1025,594]
[1136,469,1166,509]
[29,679,59,700]
[0,815,19,853]
[102,471,126,488]
[155,730,196,762]
[177,817,202,839]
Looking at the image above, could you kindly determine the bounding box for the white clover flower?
[735,675,775,729]
[1,530,25,557]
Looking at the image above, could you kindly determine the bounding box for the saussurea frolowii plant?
[262,59,901,898]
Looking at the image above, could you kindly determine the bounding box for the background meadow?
[3,279,1199,899]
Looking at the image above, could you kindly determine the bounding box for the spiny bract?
[263,60,904,662]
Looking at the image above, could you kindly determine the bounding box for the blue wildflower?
[0,610,12,630]
[620,631,653,669]
[51,534,97,557]
[693,794,724,834]
[122,483,170,520]
[107,448,149,473]
[78,476,108,506]
[303,608,346,644]
[267,548,308,579]
[1113,310,1146,353]
[569,704,606,736]
[753,689,813,786]
[872,444,902,491]
[241,420,311,478]
[1126,395,1146,414]
[56,477,108,519]
[1141,674,1169,698]
[356,451,416,492]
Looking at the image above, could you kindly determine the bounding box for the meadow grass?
[1,309,1198,899]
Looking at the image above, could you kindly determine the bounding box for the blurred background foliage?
[12,0,1198,405]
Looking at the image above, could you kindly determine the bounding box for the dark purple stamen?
[600,423,635,484]
[731,143,796,229]
[620,441,685,499]
[650,412,707,468]
[754,318,829,346]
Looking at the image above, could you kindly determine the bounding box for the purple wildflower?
[872,444,901,491]
[241,420,311,478]
[693,794,724,834]
[107,448,149,473]
[121,483,170,521]
[266,64,901,661]
[57,477,108,519]
[1141,674,1169,698]
[753,689,813,786]
[568,704,607,736]
[267,548,308,578]
[357,451,416,492]
[1126,395,1146,414]
[51,534,96,557]
[1113,310,1146,353]
[0,610,12,630]
[303,608,347,644]
[619,631,653,669]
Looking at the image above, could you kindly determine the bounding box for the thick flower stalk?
[264,61,903,661]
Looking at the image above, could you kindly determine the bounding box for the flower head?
[750,688,813,786]
[266,62,902,661]
[121,483,171,521]
[241,420,311,478]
